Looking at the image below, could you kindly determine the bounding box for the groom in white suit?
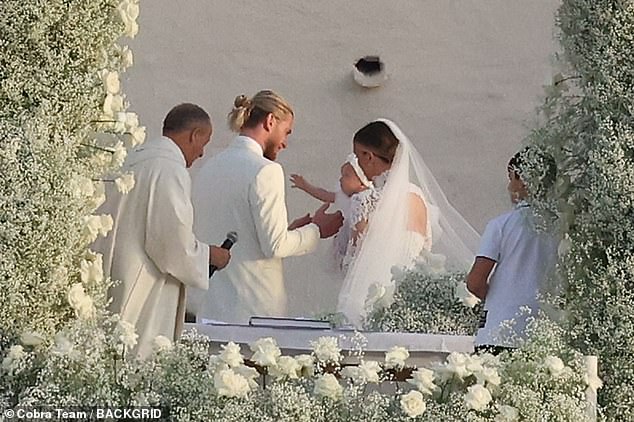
[192,90,343,323]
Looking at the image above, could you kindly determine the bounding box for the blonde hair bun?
[233,94,251,109]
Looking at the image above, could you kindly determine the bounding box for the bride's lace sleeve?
[342,187,381,269]
[349,188,380,233]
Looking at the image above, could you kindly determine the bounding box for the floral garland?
[518,1,634,419]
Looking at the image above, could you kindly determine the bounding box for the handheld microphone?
[209,231,238,277]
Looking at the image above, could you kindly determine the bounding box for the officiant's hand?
[288,213,312,230]
[312,203,343,239]
[209,245,231,270]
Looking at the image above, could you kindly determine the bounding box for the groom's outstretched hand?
[288,213,312,230]
[312,203,343,238]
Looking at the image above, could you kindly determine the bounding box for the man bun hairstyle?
[227,90,294,133]
[353,120,400,164]
[162,103,210,134]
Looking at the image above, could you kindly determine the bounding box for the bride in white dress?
[336,119,480,326]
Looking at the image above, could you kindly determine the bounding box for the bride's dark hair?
[353,121,399,164]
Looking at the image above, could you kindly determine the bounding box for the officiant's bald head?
[163,103,213,167]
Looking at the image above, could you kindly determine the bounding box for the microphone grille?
[227,231,238,243]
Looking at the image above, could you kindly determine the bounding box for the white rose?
[121,45,134,68]
[544,355,566,378]
[115,173,135,194]
[385,346,409,369]
[67,283,96,319]
[129,126,146,147]
[113,113,127,133]
[495,404,520,422]
[583,372,603,392]
[234,364,259,389]
[123,20,139,38]
[358,360,381,383]
[52,334,76,357]
[364,283,396,312]
[269,356,301,380]
[436,352,471,380]
[99,214,113,236]
[118,0,140,21]
[88,181,106,211]
[100,70,120,95]
[219,342,243,368]
[311,336,341,363]
[465,354,484,374]
[102,95,114,117]
[117,320,138,349]
[81,215,102,243]
[295,354,315,377]
[124,112,139,129]
[249,337,281,366]
[103,93,125,116]
[464,384,493,411]
[456,283,481,308]
[20,331,45,347]
[475,366,501,387]
[117,0,140,38]
[400,390,426,418]
[557,235,572,257]
[153,335,173,352]
[111,141,127,167]
[214,369,250,398]
[79,252,104,284]
[407,368,436,395]
[364,282,387,311]
[2,345,25,371]
[313,373,343,400]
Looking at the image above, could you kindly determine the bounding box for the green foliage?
[521,1,634,419]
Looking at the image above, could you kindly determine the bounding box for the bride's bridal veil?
[337,118,480,325]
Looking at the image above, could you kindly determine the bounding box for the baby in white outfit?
[290,153,373,267]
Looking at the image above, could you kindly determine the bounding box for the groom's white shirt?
[192,135,320,323]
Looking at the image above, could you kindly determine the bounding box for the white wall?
[125,0,560,316]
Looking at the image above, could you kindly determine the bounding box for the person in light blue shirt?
[466,150,558,353]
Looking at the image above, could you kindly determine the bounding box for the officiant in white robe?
[191,90,343,323]
[95,104,230,357]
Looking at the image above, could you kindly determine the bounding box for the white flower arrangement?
[310,336,342,363]
[249,337,281,367]
[517,1,634,417]
[364,261,482,335]
[400,390,427,418]
[214,368,251,398]
[219,341,244,368]
[313,373,343,400]
[384,345,409,369]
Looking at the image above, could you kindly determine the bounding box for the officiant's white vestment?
[95,137,208,357]
[192,135,320,323]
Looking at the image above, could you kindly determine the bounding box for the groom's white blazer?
[191,136,320,323]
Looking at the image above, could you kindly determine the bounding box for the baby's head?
[340,154,372,196]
